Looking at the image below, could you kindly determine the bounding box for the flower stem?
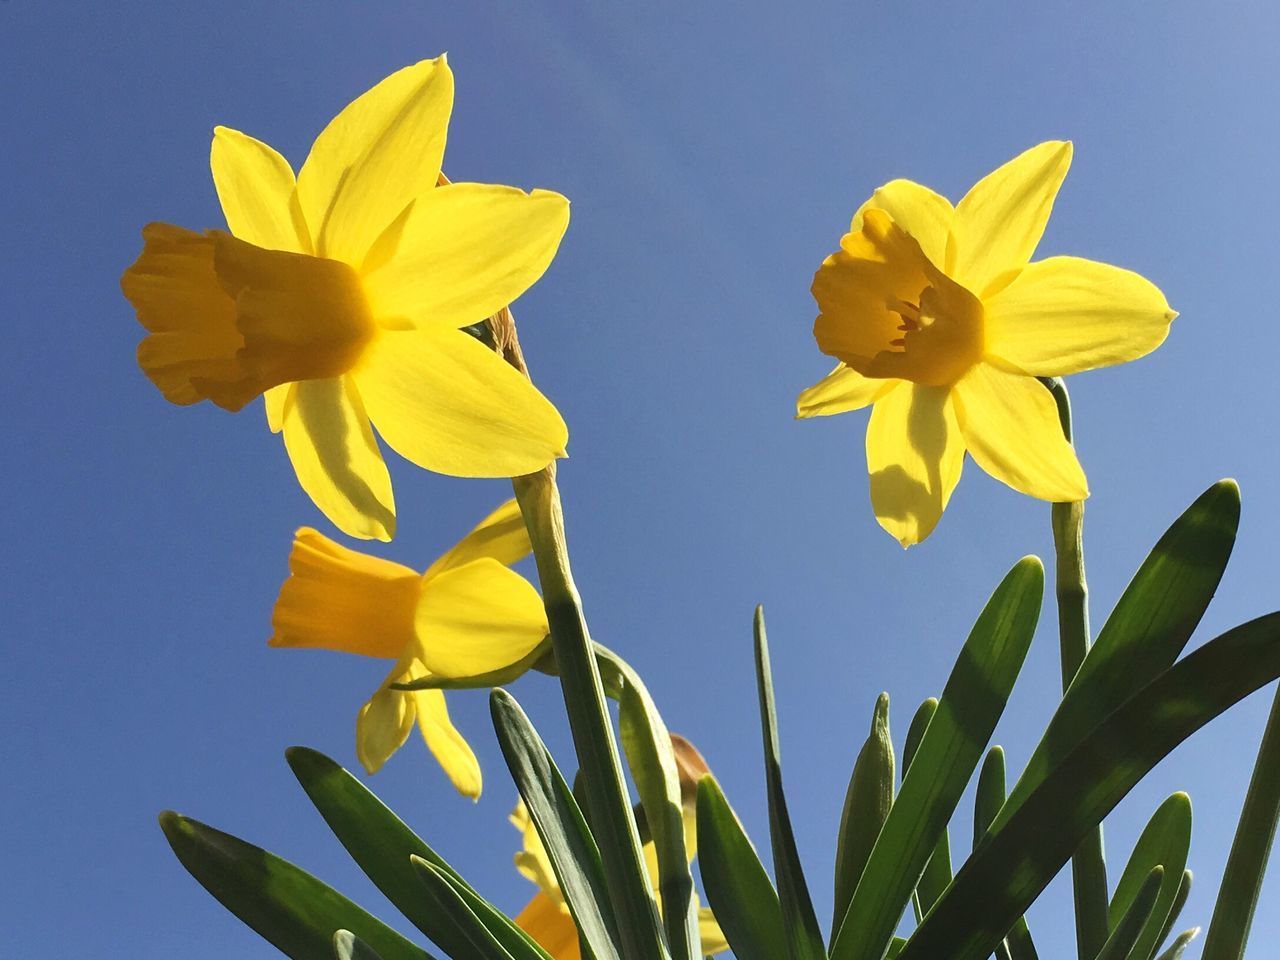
[1043,377,1110,960]
[493,309,669,960]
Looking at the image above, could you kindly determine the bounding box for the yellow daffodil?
[269,499,548,798]
[797,141,1175,546]
[121,56,570,541]
[509,735,728,959]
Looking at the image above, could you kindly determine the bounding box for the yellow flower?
[797,141,1175,546]
[269,499,548,798]
[509,735,728,959]
[121,56,570,541]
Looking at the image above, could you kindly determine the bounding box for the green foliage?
[157,479,1280,960]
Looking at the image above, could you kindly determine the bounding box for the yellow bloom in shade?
[121,56,570,541]
[269,499,548,798]
[510,735,729,959]
[798,141,1176,546]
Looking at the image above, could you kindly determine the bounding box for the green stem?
[1044,377,1110,960]
[513,467,669,960]
[1201,682,1280,960]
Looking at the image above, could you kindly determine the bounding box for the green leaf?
[833,693,894,936]
[898,612,1280,960]
[1154,929,1199,960]
[1096,867,1164,960]
[695,776,789,960]
[974,746,1006,848]
[614,655,699,960]
[286,748,550,960]
[411,858,517,960]
[1153,871,1192,958]
[1108,794,1191,960]
[490,688,625,960]
[831,556,1043,960]
[1001,480,1239,825]
[754,606,827,960]
[901,698,952,926]
[1202,683,1280,960]
[158,811,434,960]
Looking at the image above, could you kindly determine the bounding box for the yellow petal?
[280,376,395,541]
[356,662,417,774]
[413,558,548,677]
[210,126,308,253]
[510,799,562,901]
[515,892,580,960]
[698,906,730,956]
[354,327,568,478]
[362,183,570,329]
[982,256,1176,376]
[264,384,291,433]
[411,673,482,799]
[952,362,1089,501]
[852,178,954,267]
[865,382,965,547]
[269,527,419,658]
[951,141,1073,296]
[796,364,897,419]
[296,57,454,266]
[423,499,531,579]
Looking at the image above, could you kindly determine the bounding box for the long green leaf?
[754,606,827,960]
[1000,480,1239,827]
[1153,871,1191,959]
[411,858,516,960]
[615,657,698,960]
[899,612,1280,960]
[831,556,1043,960]
[286,748,550,960]
[974,746,1006,848]
[695,776,788,960]
[1202,682,1280,960]
[901,699,951,926]
[1096,867,1164,960]
[833,693,894,937]
[158,812,433,960]
[490,689,625,960]
[1108,794,1191,960]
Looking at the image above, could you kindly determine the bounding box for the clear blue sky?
[4,2,1280,956]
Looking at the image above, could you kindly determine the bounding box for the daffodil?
[509,735,728,959]
[269,499,548,798]
[797,141,1175,546]
[121,56,570,541]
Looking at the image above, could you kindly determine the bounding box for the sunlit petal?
[410,668,482,799]
[796,364,897,419]
[853,178,954,267]
[296,57,453,265]
[210,126,308,253]
[983,256,1176,376]
[951,141,1072,295]
[279,376,395,541]
[953,362,1088,501]
[423,499,531,579]
[363,183,570,329]
[414,558,548,677]
[865,382,965,547]
[354,327,567,478]
[355,662,417,775]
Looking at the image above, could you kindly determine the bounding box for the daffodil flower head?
[121,56,571,542]
[268,499,548,798]
[798,141,1176,546]
[509,734,729,959]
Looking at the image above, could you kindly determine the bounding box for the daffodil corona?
[798,141,1175,546]
[121,56,570,541]
[509,735,728,959]
[268,499,548,798]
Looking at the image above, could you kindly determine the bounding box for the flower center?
[812,209,985,387]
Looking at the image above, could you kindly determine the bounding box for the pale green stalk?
[493,309,669,960]
[1044,376,1109,960]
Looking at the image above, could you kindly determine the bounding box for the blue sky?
[4,1,1280,956]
